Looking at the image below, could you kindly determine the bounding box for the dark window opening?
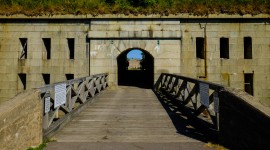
[42,74,50,85]
[220,38,229,59]
[18,73,26,90]
[196,37,205,59]
[19,38,28,59]
[244,37,252,59]
[67,38,75,59]
[42,38,51,59]
[244,73,253,96]
[66,74,74,80]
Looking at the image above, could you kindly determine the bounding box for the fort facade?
[0,14,269,106]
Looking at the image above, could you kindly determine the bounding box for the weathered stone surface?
[219,87,270,150]
[0,89,42,150]
[0,16,269,106]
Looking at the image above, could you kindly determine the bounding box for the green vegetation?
[0,0,269,16]
[27,143,47,150]
[27,138,56,150]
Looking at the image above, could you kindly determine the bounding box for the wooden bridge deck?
[46,86,212,150]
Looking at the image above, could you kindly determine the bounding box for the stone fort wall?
[0,15,269,106]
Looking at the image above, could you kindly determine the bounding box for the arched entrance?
[117,48,154,89]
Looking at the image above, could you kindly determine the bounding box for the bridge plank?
[47,86,212,149]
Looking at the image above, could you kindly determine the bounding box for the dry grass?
[0,0,269,16]
[205,142,228,150]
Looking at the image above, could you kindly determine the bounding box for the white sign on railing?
[54,83,66,108]
[44,97,50,113]
[214,92,219,113]
[200,82,209,108]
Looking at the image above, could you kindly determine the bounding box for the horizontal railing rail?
[154,73,224,131]
[38,73,108,138]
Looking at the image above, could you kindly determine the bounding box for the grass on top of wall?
[0,0,269,16]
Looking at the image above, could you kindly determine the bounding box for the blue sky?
[127,49,143,60]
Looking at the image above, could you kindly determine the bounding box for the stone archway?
[117,48,154,89]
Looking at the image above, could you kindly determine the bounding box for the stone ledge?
[88,31,182,39]
[0,13,269,19]
[0,89,42,150]
[222,87,270,117]
[219,87,270,149]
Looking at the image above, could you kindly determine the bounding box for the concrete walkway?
[45,86,213,150]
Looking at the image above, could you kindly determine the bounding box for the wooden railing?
[38,73,108,138]
[154,73,270,149]
[154,73,223,131]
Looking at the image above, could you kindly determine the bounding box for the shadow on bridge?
[154,90,218,143]
[118,70,154,89]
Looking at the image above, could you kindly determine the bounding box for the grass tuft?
[27,138,56,150]
[205,142,228,150]
[27,143,47,150]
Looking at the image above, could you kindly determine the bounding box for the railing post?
[43,113,49,129]
[42,92,50,130]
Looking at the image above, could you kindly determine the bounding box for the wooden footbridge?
[1,73,269,150]
[45,86,212,149]
[40,73,220,149]
[38,73,269,150]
